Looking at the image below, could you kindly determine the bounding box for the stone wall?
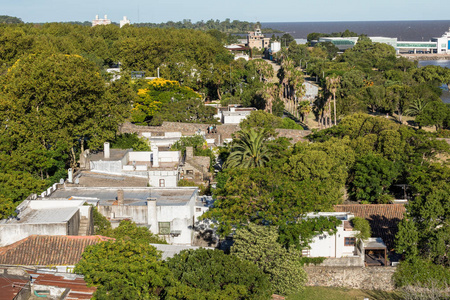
[119,122,312,145]
[304,266,396,291]
[319,256,364,267]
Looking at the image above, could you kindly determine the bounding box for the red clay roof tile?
[334,204,406,251]
[0,235,113,266]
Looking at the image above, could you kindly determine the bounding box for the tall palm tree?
[224,128,271,169]
[325,75,341,126]
[260,82,279,114]
[297,100,311,123]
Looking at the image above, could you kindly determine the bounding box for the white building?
[211,105,256,124]
[44,186,208,245]
[0,199,91,246]
[120,16,130,28]
[92,15,111,27]
[432,28,450,54]
[83,142,180,188]
[303,212,360,258]
[106,67,121,81]
[141,131,183,148]
[270,41,281,53]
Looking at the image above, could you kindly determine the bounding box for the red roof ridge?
[64,235,114,241]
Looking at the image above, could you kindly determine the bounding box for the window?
[159,179,165,187]
[344,237,356,246]
[196,207,201,212]
[159,222,170,235]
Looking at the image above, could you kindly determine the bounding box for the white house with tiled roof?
[303,212,361,259]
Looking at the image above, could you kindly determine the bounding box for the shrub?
[393,258,450,290]
[231,224,307,296]
[165,248,272,299]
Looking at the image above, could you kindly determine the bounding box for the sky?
[1,0,449,24]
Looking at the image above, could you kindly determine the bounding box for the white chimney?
[147,198,158,234]
[104,142,110,159]
[152,145,159,167]
[104,15,107,20]
[95,15,99,20]
[68,168,73,183]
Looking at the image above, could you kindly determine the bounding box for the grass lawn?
[287,286,401,300]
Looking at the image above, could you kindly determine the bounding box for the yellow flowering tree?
[131,78,216,125]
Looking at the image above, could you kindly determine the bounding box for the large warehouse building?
[317,28,450,54]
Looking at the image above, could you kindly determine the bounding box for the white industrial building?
[317,28,450,54]
[92,15,111,26]
[120,16,130,28]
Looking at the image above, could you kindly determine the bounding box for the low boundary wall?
[304,266,396,291]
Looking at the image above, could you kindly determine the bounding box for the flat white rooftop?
[47,187,198,206]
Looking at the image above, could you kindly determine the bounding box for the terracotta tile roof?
[334,204,406,251]
[0,235,113,266]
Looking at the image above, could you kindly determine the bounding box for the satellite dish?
[59,178,64,184]
[75,178,80,184]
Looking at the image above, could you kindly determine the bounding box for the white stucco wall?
[222,114,249,124]
[28,200,85,209]
[335,227,358,257]
[0,223,68,246]
[309,232,336,257]
[129,152,152,162]
[98,205,149,225]
[308,227,357,258]
[90,160,122,174]
[148,170,178,187]
[158,151,180,163]
[156,204,193,245]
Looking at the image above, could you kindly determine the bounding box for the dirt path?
[266,59,280,83]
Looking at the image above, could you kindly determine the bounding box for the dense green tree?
[240,110,284,131]
[280,33,294,47]
[203,163,340,236]
[111,133,151,151]
[1,53,130,167]
[0,15,23,24]
[415,100,450,130]
[349,153,401,203]
[231,224,307,296]
[106,220,167,244]
[165,248,272,300]
[91,206,112,235]
[316,42,339,60]
[75,240,174,299]
[239,110,302,132]
[351,217,372,243]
